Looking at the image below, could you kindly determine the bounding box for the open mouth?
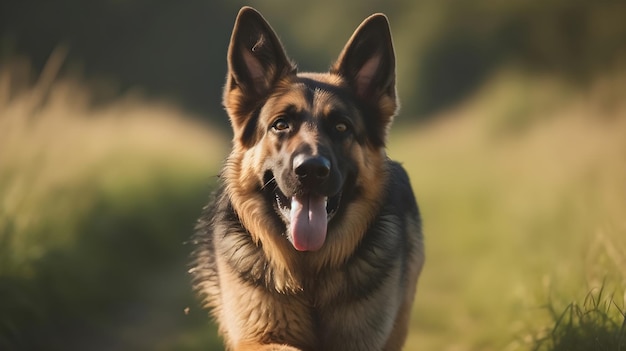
[273,185,342,222]
[264,173,342,251]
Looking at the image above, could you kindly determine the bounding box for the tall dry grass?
[394,67,626,350]
[0,50,226,277]
[0,53,227,349]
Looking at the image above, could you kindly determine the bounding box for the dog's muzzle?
[264,154,342,252]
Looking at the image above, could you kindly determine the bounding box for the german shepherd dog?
[191,6,424,351]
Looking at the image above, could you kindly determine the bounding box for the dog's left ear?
[332,14,397,141]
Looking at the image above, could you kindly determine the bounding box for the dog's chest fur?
[194,166,415,351]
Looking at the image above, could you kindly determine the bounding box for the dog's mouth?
[264,173,342,252]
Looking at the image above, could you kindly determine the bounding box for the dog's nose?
[293,155,331,184]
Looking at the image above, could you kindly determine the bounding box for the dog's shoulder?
[384,160,420,214]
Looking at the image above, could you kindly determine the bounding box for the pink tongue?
[290,194,328,251]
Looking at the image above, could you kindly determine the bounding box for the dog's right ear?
[223,7,294,134]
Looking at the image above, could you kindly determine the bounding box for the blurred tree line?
[1,0,625,124]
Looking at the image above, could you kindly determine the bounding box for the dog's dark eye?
[272,119,290,131]
[335,122,349,133]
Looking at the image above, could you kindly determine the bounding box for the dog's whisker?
[261,176,277,191]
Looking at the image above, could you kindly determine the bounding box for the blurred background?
[1,0,625,350]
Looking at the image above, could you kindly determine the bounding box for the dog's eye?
[335,122,349,133]
[272,119,290,131]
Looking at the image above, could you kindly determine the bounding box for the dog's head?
[222,7,397,254]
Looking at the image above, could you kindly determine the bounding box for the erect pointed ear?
[223,7,294,130]
[332,14,397,106]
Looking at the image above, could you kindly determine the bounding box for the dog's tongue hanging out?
[290,194,327,251]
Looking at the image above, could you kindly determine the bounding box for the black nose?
[293,155,331,184]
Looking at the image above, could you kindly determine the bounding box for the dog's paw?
[261,345,300,351]
[236,342,301,351]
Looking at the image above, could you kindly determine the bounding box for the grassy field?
[1,57,624,350]
[0,56,227,350]
[397,68,626,350]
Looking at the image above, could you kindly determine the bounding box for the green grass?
[1,57,625,350]
[531,286,626,351]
